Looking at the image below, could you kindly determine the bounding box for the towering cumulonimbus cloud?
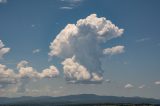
[0,40,10,59]
[49,14,124,83]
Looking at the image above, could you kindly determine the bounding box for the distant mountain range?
[0,94,160,105]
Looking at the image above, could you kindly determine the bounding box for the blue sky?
[0,0,160,98]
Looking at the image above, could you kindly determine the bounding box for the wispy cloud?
[0,40,10,59]
[0,0,7,4]
[60,0,83,10]
[136,37,150,43]
[61,0,83,3]
[31,24,36,28]
[32,49,40,54]
[105,79,111,83]
[123,61,129,65]
[59,6,73,10]
[138,84,145,89]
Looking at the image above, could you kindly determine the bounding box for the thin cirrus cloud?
[49,14,124,84]
[60,0,83,10]
[0,40,10,59]
[61,0,83,4]
[59,6,73,10]
[136,37,150,43]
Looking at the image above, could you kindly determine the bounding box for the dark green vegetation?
[0,94,160,106]
[0,103,159,106]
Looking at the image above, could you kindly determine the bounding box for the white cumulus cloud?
[17,60,59,80]
[18,67,40,79]
[124,83,134,89]
[49,14,124,83]
[155,81,160,85]
[0,60,59,92]
[40,65,59,78]
[103,45,125,55]
[62,56,91,82]
[0,64,17,88]
[17,60,29,69]
[0,40,10,59]
[17,60,59,92]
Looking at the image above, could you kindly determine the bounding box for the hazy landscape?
[0,94,160,106]
[0,0,160,106]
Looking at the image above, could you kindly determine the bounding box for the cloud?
[61,0,83,4]
[17,60,59,79]
[31,24,35,28]
[124,84,134,89]
[60,0,83,10]
[18,67,40,79]
[62,56,91,82]
[0,0,7,3]
[32,49,40,54]
[138,84,145,89]
[17,60,29,69]
[136,37,150,43]
[105,79,111,83]
[59,6,73,10]
[0,40,10,59]
[17,60,58,79]
[103,45,125,55]
[154,81,160,85]
[17,62,40,92]
[49,14,124,83]
[0,64,17,88]
[17,60,59,92]
[0,60,59,92]
[40,65,59,78]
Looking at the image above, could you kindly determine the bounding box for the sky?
[0,0,160,99]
